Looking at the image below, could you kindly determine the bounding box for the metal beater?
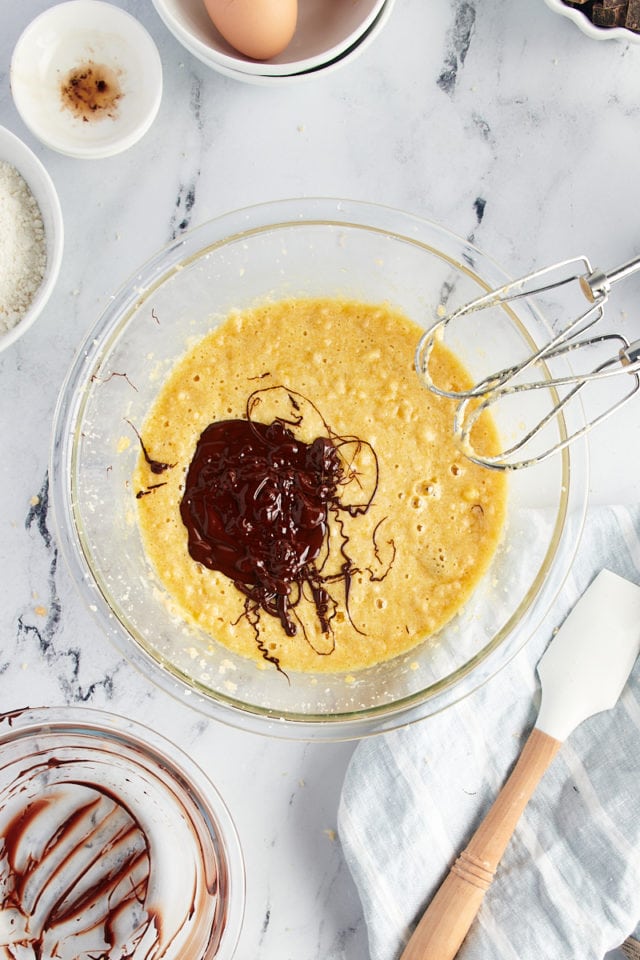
[415,253,640,470]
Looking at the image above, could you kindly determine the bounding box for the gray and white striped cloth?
[338,505,640,960]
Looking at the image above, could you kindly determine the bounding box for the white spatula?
[400,567,640,960]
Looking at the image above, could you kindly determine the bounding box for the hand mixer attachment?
[415,253,640,470]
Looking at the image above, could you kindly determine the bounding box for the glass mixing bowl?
[50,199,588,739]
[0,706,244,959]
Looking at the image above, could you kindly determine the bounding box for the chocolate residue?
[136,482,168,499]
[127,420,176,475]
[178,387,383,667]
[91,371,138,392]
[60,61,122,122]
[1,779,153,958]
[0,708,28,727]
[0,737,222,960]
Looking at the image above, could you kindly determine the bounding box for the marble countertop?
[1,1,639,957]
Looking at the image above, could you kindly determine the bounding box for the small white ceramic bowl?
[11,1,163,159]
[152,0,388,78]
[0,126,64,354]
[543,0,640,42]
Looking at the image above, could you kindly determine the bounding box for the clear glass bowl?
[50,199,589,739]
[0,706,244,958]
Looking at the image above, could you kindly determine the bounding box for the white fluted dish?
[543,0,640,42]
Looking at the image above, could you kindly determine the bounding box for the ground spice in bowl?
[0,159,47,334]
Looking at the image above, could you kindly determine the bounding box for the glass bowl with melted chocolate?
[50,199,589,739]
[0,706,244,959]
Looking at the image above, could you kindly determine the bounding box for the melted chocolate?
[180,418,343,638]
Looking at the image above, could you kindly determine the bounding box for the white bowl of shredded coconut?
[0,126,63,353]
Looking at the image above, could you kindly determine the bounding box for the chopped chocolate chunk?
[626,0,640,29]
[593,5,624,23]
[561,0,640,31]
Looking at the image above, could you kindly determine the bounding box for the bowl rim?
[0,125,64,354]
[151,0,386,76]
[49,197,589,741]
[10,0,163,159]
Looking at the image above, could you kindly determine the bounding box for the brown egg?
[203,0,298,60]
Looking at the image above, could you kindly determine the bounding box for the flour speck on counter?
[0,161,46,334]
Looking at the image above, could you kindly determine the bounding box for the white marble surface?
[1,1,639,957]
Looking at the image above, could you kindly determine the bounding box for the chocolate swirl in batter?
[179,387,381,664]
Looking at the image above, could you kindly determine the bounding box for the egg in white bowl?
[151,0,390,79]
[543,0,640,42]
[169,0,395,85]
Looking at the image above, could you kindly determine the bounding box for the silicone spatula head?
[536,568,640,742]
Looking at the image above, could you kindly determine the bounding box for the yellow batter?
[134,298,507,673]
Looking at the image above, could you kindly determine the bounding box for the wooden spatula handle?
[399,726,562,960]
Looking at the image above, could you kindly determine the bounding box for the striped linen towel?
[338,505,640,960]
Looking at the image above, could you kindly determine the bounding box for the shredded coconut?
[0,160,47,335]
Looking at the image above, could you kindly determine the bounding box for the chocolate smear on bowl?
[0,778,156,958]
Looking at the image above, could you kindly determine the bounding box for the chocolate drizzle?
[127,420,175,476]
[128,419,176,499]
[136,482,168,499]
[179,387,383,665]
